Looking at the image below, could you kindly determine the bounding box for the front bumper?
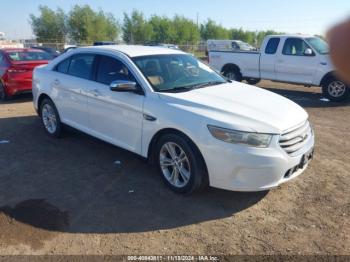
[200,132,315,192]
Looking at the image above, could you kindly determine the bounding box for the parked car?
[93,41,116,46]
[144,42,180,50]
[32,45,314,194]
[207,39,256,53]
[31,46,61,58]
[209,34,349,101]
[62,46,77,53]
[0,48,51,100]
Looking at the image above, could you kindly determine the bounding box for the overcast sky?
[1,0,349,39]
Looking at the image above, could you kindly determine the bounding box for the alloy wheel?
[159,142,191,188]
[328,81,346,98]
[225,72,237,81]
[42,104,57,134]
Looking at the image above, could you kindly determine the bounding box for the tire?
[155,133,208,194]
[223,68,242,82]
[322,76,349,102]
[0,82,10,101]
[40,98,62,137]
[245,78,261,85]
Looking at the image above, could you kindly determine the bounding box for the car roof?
[267,34,314,38]
[79,45,185,57]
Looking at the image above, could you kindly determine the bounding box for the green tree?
[67,5,120,44]
[172,15,200,45]
[200,19,230,40]
[149,15,175,43]
[29,5,67,44]
[122,10,153,44]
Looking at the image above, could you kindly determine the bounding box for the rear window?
[7,51,52,61]
[56,58,70,74]
[67,54,96,80]
[265,38,280,54]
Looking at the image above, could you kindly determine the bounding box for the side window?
[265,38,280,54]
[67,54,96,80]
[282,38,310,56]
[96,55,136,85]
[232,42,239,50]
[55,58,70,74]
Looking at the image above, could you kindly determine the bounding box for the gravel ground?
[0,81,349,255]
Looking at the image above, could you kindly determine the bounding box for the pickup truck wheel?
[322,77,349,102]
[246,78,261,85]
[223,69,242,82]
[40,98,62,138]
[156,133,208,194]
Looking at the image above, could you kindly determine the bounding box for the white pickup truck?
[209,35,349,101]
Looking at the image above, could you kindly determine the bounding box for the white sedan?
[32,45,315,194]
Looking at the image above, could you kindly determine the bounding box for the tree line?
[30,5,283,47]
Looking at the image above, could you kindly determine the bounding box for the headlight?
[207,125,273,148]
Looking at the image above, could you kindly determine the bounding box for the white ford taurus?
[32,45,315,194]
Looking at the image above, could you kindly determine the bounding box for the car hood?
[158,82,308,134]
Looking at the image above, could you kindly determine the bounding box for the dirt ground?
[0,81,349,255]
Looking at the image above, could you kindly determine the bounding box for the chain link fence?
[20,41,209,60]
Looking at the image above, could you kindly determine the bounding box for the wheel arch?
[221,63,241,74]
[37,93,53,116]
[147,128,208,177]
[320,71,336,87]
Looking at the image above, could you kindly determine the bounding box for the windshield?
[132,54,226,92]
[7,51,53,61]
[305,37,329,54]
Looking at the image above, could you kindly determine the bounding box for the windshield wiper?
[158,81,226,93]
[189,81,226,90]
[158,86,194,93]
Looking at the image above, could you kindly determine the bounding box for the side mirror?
[110,80,139,93]
[304,48,314,56]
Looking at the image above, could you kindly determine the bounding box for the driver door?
[86,55,144,154]
[275,38,319,84]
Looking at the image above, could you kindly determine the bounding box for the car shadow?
[0,116,268,234]
[263,87,350,108]
[0,93,33,104]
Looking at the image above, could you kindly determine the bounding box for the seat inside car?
[144,60,164,86]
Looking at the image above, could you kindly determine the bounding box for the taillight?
[8,68,28,73]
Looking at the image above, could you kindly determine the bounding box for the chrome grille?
[279,121,311,155]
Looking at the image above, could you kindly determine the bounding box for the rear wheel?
[245,78,261,85]
[0,82,10,101]
[223,68,242,82]
[156,133,208,194]
[40,98,62,137]
[322,76,349,102]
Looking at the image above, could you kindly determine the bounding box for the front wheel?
[156,133,208,194]
[322,77,349,102]
[40,98,63,137]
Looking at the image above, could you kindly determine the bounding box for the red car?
[0,48,52,100]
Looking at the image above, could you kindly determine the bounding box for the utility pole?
[196,12,199,28]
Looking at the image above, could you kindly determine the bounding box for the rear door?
[260,37,280,80]
[86,54,144,153]
[51,53,97,131]
[275,37,319,84]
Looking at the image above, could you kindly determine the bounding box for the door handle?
[52,79,60,86]
[277,59,284,63]
[91,89,101,97]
